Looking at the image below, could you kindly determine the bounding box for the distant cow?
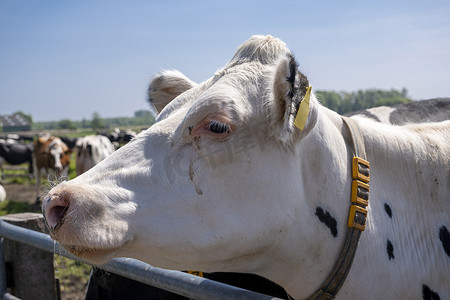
[0,138,18,145]
[75,135,115,175]
[0,185,6,202]
[0,134,35,143]
[346,98,450,124]
[101,128,137,147]
[18,134,34,142]
[0,142,34,179]
[34,135,71,198]
[120,129,137,144]
[59,136,78,150]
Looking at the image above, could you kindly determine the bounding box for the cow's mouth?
[62,244,120,263]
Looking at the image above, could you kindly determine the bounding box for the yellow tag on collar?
[294,86,312,131]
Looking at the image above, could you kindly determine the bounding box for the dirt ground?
[2,182,89,300]
[2,181,38,205]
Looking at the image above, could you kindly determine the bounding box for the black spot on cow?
[315,207,338,238]
[384,203,392,218]
[439,225,450,257]
[386,239,394,260]
[422,284,440,300]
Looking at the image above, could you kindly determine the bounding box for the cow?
[0,184,6,202]
[18,134,35,143]
[42,35,449,299]
[75,135,115,175]
[0,138,19,145]
[106,128,137,146]
[346,98,450,125]
[120,129,137,144]
[0,142,34,179]
[34,134,71,200]
[59,136,79,150]
[0,134,34,143]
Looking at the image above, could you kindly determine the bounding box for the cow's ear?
[272,54,316,143]
[147,70,197,114]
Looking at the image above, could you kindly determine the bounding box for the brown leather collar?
[307,117,370,300]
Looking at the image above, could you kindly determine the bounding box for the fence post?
[1,213,57,300]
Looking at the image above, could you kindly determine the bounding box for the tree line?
[32,110,155,131]
[4,88,411,132]
[315,87,410,115]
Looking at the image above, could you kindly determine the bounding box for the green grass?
[1,164,34,184]
[54,255,92,293]
[64,129,96,138]
[68,152,77,180]
[54,256,92,278]
[0,200,36,216]
[1,176,33,185]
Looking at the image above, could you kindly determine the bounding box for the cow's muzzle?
[43,192,71,232]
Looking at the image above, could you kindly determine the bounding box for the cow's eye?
[208,120,231,134]
[190,117,233,139]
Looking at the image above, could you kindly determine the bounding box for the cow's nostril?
[49,205,69,231]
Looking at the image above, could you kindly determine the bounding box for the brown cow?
[33,134,71,201]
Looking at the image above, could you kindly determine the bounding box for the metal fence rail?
[0,219,282,300]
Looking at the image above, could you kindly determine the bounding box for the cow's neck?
[360,117,446,210]
[275,107,447,299]
[257,105,356,299]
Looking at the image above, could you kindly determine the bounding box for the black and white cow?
[75,135,115,175]
[43,35,449,299]
[346,98,450,125]
[59,136,79,150]
[0,142,34,179]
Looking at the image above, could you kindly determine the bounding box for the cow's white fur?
[43,35,449,299]
[148,69,197,113]
[366,106,396,124]
[47,139,67,173]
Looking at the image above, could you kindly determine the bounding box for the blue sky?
[1,1,449,122]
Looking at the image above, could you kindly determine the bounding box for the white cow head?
[43,35,344,298]
[48,139,67,172]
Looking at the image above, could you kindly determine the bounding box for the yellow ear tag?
[294,86,312,131]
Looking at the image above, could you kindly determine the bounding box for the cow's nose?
[43,193,71,232]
